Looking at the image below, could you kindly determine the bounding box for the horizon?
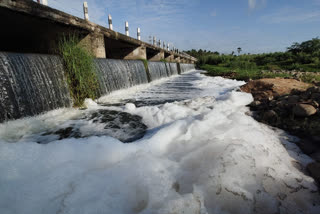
[39,0,320,54]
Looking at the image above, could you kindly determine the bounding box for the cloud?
[210,11,217,17]
[260,7,320,23]
[248,0,256,10]
[248,0,267,10]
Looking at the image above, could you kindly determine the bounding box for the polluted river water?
[0,71,320,214]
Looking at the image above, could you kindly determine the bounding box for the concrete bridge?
[0,0,197,64]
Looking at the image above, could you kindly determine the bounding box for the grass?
[59,35,99,107]
[300,73,320,83]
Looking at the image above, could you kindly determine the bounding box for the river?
[0,71,319,214]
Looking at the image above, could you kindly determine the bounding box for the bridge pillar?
[123,45,147,60]
[79,32,106,58]
[165,54,174,62]
[148,50,164,61]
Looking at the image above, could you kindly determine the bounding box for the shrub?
[59,35,99,107]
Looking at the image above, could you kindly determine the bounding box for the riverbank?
[201,63,320,184]
[201,64,320,84]
[240,78,320,184]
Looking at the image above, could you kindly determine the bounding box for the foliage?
[59,35,99,107]
[185,49,220,59]
[189,38,320,73]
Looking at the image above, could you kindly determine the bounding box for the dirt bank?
[241,78,320,183]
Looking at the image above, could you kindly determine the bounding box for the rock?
[249,100,262,110]
[307,86,320,93]
[307,162,320,184]
[287,95,300,104]
[311,100,319,108]
[300,92,311,100]
[39,110,148,144]
[88,110,148,142]
[311,152,320,162]
[293,104,317,117]
[296,139,320,155]
[311,93,320,101]
[262,110,278,124]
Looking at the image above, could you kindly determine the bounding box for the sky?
[43,0,320,54]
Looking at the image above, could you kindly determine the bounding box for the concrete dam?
[0,0,196,122]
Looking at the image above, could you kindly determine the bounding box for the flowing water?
[0,52,193,123]
[148,61,169,81]
[95,59,149,95]
[0,52,72,122]
[0,70,319,214]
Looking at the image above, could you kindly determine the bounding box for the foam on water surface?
[0,71,319,214]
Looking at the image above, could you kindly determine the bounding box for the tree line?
[185,38,320,72]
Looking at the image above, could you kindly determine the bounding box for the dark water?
[0,52,72,122]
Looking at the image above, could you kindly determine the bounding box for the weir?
[0,52,195,123]
[0,52,72,122]
[94,59,149,95]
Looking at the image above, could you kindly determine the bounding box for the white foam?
[0,73,319,214]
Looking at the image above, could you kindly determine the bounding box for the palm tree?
[237,47,242,55]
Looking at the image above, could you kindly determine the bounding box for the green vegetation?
[59,35,99,107]
[200,64,291,81]
[139,59,151,82]
[186,38,320,83]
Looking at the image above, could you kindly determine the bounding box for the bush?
[59,35,99,107]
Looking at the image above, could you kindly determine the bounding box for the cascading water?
[166,62,179,76]
[94,59,149,95]
[0,53,195,123]
[0,52,72,123]
[180,63,195,73]
[148,62,169,81]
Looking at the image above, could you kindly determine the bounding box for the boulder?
[307,162,320,184]
[293,104,317,117]
[311,152,320,162]
[287,95,300,104]
[296,139,320,155]
[311,93,320,102]
[262,110,278,124]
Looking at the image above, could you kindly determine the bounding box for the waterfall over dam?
[0,52,195,123]
[0,52,72,123]
[94,59,149,95]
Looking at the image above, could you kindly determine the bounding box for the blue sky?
[45,0,320,54]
